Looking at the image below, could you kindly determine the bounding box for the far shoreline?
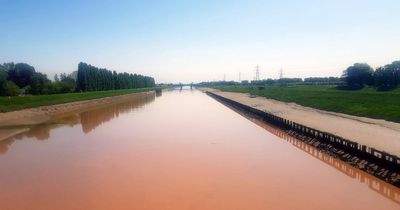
[0,91,155,141]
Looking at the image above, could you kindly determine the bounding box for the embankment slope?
[205,88,400,157]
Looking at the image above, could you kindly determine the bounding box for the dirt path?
[0,91,155,141]
[204,88,400,157]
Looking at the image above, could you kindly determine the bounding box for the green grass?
[0,88,155,112]
[216,85,400,123]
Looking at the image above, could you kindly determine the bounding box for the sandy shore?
[204,88,400,157]
[0,91,155,141]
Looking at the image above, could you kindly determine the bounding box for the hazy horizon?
[1,0,399,83]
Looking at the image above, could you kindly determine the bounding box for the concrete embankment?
[204,88,400,186]
[0,91,155,141]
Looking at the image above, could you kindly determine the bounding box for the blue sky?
[1,0,399,83]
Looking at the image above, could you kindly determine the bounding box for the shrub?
[2,81,20,96]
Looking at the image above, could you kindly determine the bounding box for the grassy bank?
[216,85,400,123]
[0,88,155,112]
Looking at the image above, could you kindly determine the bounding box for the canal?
[0,89,399,209]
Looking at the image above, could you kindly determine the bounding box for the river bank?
[203,88,400,186]
[203,88,400,157]
[0,91,155,141]
[215,85,400,123]
[0,88,156,112]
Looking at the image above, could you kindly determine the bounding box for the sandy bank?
[0,91,155,141]
[204,88,400,157]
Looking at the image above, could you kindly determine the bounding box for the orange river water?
[0,88,399,210]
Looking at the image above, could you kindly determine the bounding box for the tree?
[54,74,60,82]
[7,63,36,88]
[304,77,341,85]
[60,73,67,81]
[374,60,400,89]
[1,62,15,72]
[76,62,155,92]
[384,61,400,87]
[342,63,374,87]
[2,81,19,96]
[69,71,78,81]
[58,76,76,93]
[0,67,8,94]
[30,72,50,94]
[76,62,87,91]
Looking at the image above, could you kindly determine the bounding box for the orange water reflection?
[0,89,399,210]
[0,93,155,154]
[242,113,400,205]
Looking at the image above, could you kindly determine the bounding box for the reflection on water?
[244,115,400,205]
[0,92,155,154]
[79,93,155,133]
[0,124,58,155]
[225,104,400,204]
[0,89,399,210]
[0,137,13,155]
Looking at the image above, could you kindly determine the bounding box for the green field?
[216,85,400,123]
[0,88,155,112]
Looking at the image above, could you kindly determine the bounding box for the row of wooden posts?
[207,91,400,169]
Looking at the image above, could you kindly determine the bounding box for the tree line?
[342,61,400,90]
[76,62,155,92]
[197,60,400,91]
[0,62,155,96]
[196,77,341,87]
[0,62,76,96]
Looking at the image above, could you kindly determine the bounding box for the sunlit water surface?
[0,89,399,210]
